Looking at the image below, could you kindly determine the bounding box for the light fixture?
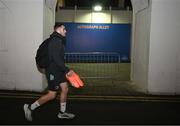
[93,5,102,11]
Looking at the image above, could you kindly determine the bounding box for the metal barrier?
[65,52,123,79]
[65,52,121,63]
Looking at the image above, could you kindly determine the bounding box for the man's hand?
[65,70,84,88]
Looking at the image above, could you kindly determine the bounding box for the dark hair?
[54,22,64,30]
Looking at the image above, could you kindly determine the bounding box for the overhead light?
[93,5,102,11]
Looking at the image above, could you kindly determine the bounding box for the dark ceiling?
[60,0,132,10]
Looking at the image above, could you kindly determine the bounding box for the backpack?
[35,38,51,69]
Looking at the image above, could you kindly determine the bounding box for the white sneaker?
[23,104,32,121]
[57,111,75,119]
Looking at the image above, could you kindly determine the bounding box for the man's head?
[54,23,66,37]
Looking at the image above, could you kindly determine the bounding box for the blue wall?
[64,23,131,62]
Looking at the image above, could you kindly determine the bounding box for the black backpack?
[35,38,51,69]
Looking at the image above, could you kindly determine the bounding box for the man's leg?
[60,82,68,112]
[24,90,57,121]
[58,82,75,119]
[36,90,57,105]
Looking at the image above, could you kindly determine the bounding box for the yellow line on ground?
[0,94,180,103]
[0,92,180,101]
[70,95,180,100]
[0,92,41,96]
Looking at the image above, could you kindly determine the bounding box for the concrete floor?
[69,80,144,96]
[0,94,179,125]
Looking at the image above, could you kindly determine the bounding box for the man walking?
[23,23,75,121]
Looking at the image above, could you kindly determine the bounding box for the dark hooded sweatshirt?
[46,31,69,74]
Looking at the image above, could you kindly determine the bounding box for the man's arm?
[50,39,69,73]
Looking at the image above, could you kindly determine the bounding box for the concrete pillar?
[148,0,180,95]
[131,0,180,95]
